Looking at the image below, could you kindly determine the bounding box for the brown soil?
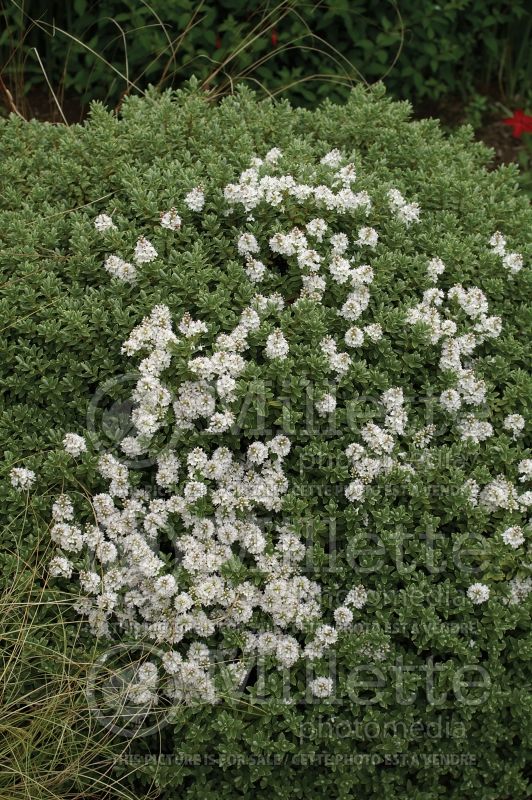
[414,94,522,168]
[4,87,87,124]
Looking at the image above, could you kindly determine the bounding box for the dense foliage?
[1,84,531,799]
[1,0,531,108]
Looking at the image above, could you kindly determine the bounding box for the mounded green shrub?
[1,84,531,799]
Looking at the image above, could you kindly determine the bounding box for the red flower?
[271,29,278,47]
[501,109,532,138]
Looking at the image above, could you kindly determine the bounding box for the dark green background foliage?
[1,0,531,107]
[1,85,532,798]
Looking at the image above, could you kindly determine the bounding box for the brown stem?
[0,72,26,119]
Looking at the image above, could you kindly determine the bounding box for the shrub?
[1,84,531,799]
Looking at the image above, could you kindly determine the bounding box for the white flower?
[361,422,394,454]
[309,676,333,698]
[10,467,36,491]
[330,232,349,254]
[427,257,445,282]
[268,435,291,457]
[104,255,136,282]
[333,606,353,628]
[162,651,183,675]
[184,187,205,212]
[156,451,180,488]
[467,583,490,604]
[340,287,370,321]
[301,274,326,301]
[345,585,368,609]
[178,313,208,338]
[519,491,532,509]
[320,149,343,167]
[457,371,486,405]
[388,188,420,224]
[345,326,364,347]
[489,231,506,256]
[508,577,532,605]
[345,480,365,503]
[503,414,525,436]
[518,459,532,481]
[49,556,74,578]
[247,442,269,464]
[245,259,266,283]
[265,329,289,360]
[265,147,282,164]
[356,227,378,248]
[206,411,235,433]
[489,232,523,276]
[329,255,351,284]
[501,526,525,549]
[335,163,357,187]
[439,389,461,413]
[51,522,83,553]
[464,478,479,507]
[502,252,523,275]
[52,494,74,522]
[398,203,420,225]
[237,233,260,256]
[275,636,300,668]
[345,443,365,461]
[160,208,182,230]
[94,213,116,232]
[363,324,383,342]
[315,393,336,417]
[61,432,87,457]
[154,574,178,598]
[306,218,328,241]
[315,624,338,647]
[458,414,493,443]
[133,237,158,264]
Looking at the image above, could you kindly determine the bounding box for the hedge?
[1,83,531,799]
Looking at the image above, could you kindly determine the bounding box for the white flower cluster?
[49,289,374,703]
[103,236,159,283]
[10,467,36,491]
[184,187,205,212]
[406,284,507,444]
[160,208,182,231]
[503,414,525,437]
[315,393,337,417]
[224,150,371,215]
[489,231,524,275]
[467,583,490,604]
[39,146,529,710]
[94,213,116,232]
[133,237,158,265]
[99,186,209,283]
[387,188,421,225]
[265,329,289,360]
[236,232,266,283]
[104,254,137,282]
[501,526,525,549]
[427,257,445,282]
[507,577,532,605]
[63,432,87,456]
[344,388,417,505]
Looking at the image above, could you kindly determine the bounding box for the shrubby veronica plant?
[2,84,531,798]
